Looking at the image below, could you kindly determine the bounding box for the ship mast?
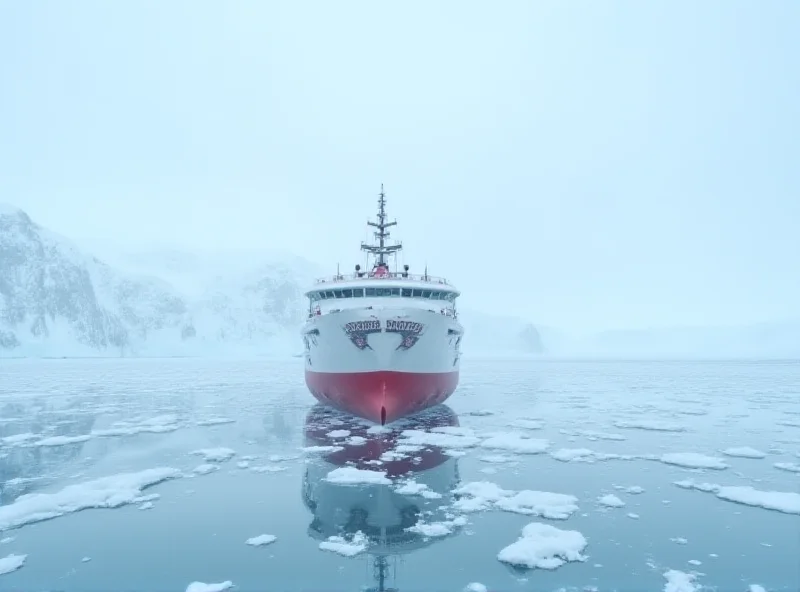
[361,184,402,268]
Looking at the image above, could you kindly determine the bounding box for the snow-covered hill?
[0,204,316,357]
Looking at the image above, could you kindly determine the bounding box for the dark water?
[0,358,798,592]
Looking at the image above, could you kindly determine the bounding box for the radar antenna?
[361,184,402,268]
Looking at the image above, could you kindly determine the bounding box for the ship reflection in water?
[302,404,463,592]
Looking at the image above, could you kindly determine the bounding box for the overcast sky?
[2,1,798,331]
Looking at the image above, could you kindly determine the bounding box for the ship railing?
[314,272,451,285]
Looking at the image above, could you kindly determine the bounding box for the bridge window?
[401,288,412,297]
[353,288,364,297]
[342,289,353,298]
[365,287,376,297]
[333,290,344,298]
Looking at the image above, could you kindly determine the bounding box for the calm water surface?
[0,358,798,592]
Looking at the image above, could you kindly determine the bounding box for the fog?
[2,1,798,333]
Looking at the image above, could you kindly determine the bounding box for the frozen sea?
[1,358,798,592]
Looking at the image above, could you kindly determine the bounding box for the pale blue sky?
[1,1,798,331]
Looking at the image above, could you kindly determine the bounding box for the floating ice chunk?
[622,486,645,494]
[670,537,688,545]
[663,569,699,592]
[627,513,640,519]
[249,465,287,473]
[394,480,442,499]
[190,448,236,463]
[0,537,13,544]
[496,491,579,519]
[431,426,477,437]
[563,429,626,441]
[464,584,488,592]
[193,416,235,428]
[301,445,344,454]
[597,494,625,508]
[327,430,351,438]
[465,410,493,417]
[1,433,36,445]
[0,468,181,531]
[0,554,26,575]
[366,425,391,434]
[346,436,367,446]
[185,581,234,592]
[236,461,250,469]
[268,454,300,462]
[138,501,154,510]
[193,464,219,475]
[246,534,277,546]
[615,420,686,432]
[34,435,92,447]
[406,521,454,537]
[319,531,368,556]
[721,447,767,459]
[497,522,588,570]
[511,419,544,430]
[773,462,800,473]
[325,467,390,485]
[400,429,481,449]
[687,559,701,565]
[452,481,512,512]
[81,557,91,562]
[660,453,728,470]
[550,448,595,463]
[748,585,766,592]
[480,434,549,454]
[240,455,258,461]
[674,480,800,514]
[479,454,518,464]
[196,417,236,426]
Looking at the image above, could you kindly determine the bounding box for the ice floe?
[480,434,549,454]
[246,534,277,546]
[324,467,390,485]
[497,522,588,570]
[560,429,627,441]
[33,434,92,447]
[327,429,351,438]
[319,531,368,556]
[721,446,767,459]
[614,420,686,432]
[394,480,443,499]
[407,516,466,537]
[663,569,699,592]
[249,465,287,473]
[453,481,579,519]
[0,553,26,576]
[674,479,800,514]
[0,468,181,531]
[597,494,625,508]
[773,462,800,473]
[464,583,488,592]
[399,429,481,449]
[659,453,728,470]
[185,581,233,592]
[193,464,219,475]
[195,417,236,426]
[190,448,236,463]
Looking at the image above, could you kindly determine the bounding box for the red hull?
[305,369,459,424]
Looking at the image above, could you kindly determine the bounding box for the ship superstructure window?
[308,287,458,302]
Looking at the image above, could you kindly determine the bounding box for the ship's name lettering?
[344,320,381,334]
[385,320,423,334]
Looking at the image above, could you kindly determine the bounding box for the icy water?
[1,358,799,592]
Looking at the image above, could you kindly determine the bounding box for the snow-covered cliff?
[0,204,316,357]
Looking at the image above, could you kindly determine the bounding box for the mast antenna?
[361,183,402,267]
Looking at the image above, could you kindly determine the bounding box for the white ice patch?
[302,445,344,454]
[406,516,466,537]
[497,522,588,570]
[479,454,518,464]
[0,468,181,531]
[663,569,699,592]
[774,462,800,474]
[480,434,549,454]
[190,448,236,463]
[236,461,250,469]
[464,583,488,592]
[0,537,13,544]
[249,465,287,473]
[560,429,626,441]
[195,417,236,426]
[394,480,442,499]
[748,585,766,592]
[597,494,625,508]
[550,448,595,463]
[399,429,480,449]
[138,501,154,510]
[0,553,26,575]
[627,512,640,519]
[33,434,92,447]
[346,436,367,446]
[615,420,686,432]
[674,479,800,514]
[193,464,219,475]
[660,453,728,470]
[511,419,544,430]
[453,481,578,519]
[327,430,351,438]
[319,531,368,556]
[670,537,688,545]
[325,467,390,485]
[721,447,767,459]
[619,485,645,494]
[185,582,234,592]
[1,433,36,445]
[246,534,277,546]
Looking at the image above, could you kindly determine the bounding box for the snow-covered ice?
[245,534,277,546]
[0,554,26,576]
[497,522,588,570]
